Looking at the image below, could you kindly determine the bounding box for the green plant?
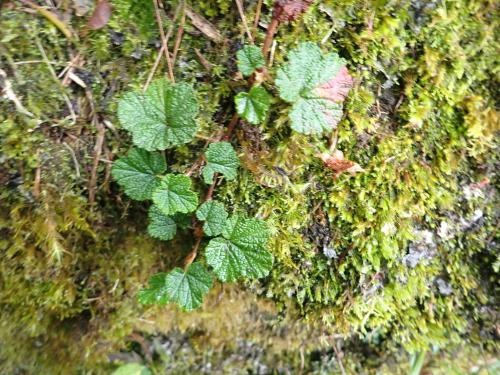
[111,39,353,311]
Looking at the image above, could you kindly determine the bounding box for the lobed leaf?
[152,174,198,216]
[196,200,228,237]
[276,42,353,134]
[202,142,240,184]
[111,147,166,201]
[165,262,212,311]
[235,85,271,125]
[117,79,199,151]
[205,215,273,282]
[236,45,265,77]
[138,272,169,305]
[147,205,177,241]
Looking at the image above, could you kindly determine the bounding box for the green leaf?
[138,272,169,305]
[276,42,353,134]
[117,79,199,151]
[147,205,176,241]
[152,174,198,216]
[205,215,273,282]
[196,200,228,237]
[236,45,265,77]
[112,363,152,375]
[165,262,212,311]
[111,147,166,201]
[235,85,271,125]
[202,142,240,184]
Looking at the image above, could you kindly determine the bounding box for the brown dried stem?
[153,0,175,82]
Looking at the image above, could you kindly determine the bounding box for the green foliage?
[276,42,351,134]
[152,174,199,216]
[236,45,265,77]
[112,363,152,375]
[164,262,213,311]
[235,85,272,124]
[111,148,166,201]
[147,205,177,241]
[206,215,272,282]
[137,273,170,305]
[139,263,213,311]
[1,0,498,372]
[196,200,228,237]
[202,142,240,184]
[117,79,199,151]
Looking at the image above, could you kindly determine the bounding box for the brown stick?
[153,0,175,82]
[88,121,105,205]
[262,18,279,61]
[235,0,254,43]
[172,5,186,64]
[252,0,263,38]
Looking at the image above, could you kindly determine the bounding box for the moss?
[0,0,498,373]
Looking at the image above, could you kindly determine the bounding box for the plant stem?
[262,18,279,61]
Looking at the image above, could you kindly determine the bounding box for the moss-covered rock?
[0,0,497,373]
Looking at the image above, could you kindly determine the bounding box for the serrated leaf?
[152,174,198,216]
[111,148,166,201]
[147,205,177,241]
[117,79,199,151]
[235,85,271,125]
[205,215,272,282]
[202,142,240,184]
[165,262,212,311]
[276,42,353,134]
[196,200,228,237]
[138,272,169,305]
[236,45,265,77]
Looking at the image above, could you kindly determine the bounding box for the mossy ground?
[0,0,498,373]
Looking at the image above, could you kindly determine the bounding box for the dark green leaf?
[138,272,169,305]
[165,262,212,311]
[196,200,228,237]
[235,85,271,125]
[202,142,240,184]
[236,45,265,77]
[117,79,199,151]
[205,215,273,282]
[147,205,177,241]
[152,174,199,216]
[111,148,166,201]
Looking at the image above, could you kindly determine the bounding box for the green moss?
[0,0,498,373]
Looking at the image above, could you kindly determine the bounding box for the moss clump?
[0,0,498,373]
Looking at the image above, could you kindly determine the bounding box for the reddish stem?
[262,18,279,61]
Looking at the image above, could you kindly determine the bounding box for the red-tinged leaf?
[87,0,112,30]
[314,66,354,103]
[319,151,364,179]
[273,0,314,23]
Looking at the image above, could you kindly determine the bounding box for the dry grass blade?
[235,0,254,43]
[185,6,224,43]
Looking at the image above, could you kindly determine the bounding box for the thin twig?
[153,0,175,82]
[235,0,254,43]
[172,2,186,64]
[252,0,263,38]
[143,44,166,92]
[88,121,105,205]
[262,18,279,61]
[332,339,347,375]
[62,141,81,178]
